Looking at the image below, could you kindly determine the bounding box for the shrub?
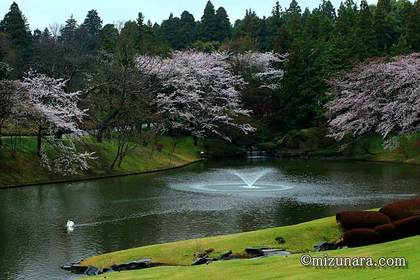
[156,143,164,152]
[373,223,398,242]
[342,229,380,247]
[380,198,420,221]
[393,215,420,237]
[336,211,391,230]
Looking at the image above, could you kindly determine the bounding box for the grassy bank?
[0,136,201,188]
[87,236,420,280]
[82,216,342,268]
[276,128,420,165]
[83,213,419,280]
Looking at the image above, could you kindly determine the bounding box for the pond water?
[1,159,420,279]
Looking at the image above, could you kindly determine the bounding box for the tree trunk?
[96,127,105,143]
[110,147,120,169]
[193,136,198,146]
[37,126,42,157]
[0,127,3,146]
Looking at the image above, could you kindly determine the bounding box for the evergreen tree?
[233,9,262,42]
[355,0,376,59]
[33,29,42,41]
[406,0,420,51]
[274,24,292,53]
[280,42,308,130]
[286,0,302,36]
[41,28,51,41]
[179,11,196,48]
[374,0,392,51]
[79,9,103,52]
[116,21,139,66]
[200,1,218,41]
[0,2,33,77]
[159,13,183,49]
[215,7,232,42]
[60,15,78,43]
[101,24,119,53]
[318,0,335,41]
[272,1,282,18]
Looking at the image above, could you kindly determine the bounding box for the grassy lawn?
[83,213,419,280]
[82,215,342,268]
[0,136,201,188]
[86,235,420,280]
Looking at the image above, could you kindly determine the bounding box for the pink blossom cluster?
[137,51,256,140]
[326,53,420,140]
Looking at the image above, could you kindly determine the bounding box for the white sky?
[0,0,378,31]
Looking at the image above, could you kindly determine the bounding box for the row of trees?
[0,47,284,173]
[1,0,419,131]
[0,0,419,173]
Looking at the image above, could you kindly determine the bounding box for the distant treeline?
[0,0,419,133]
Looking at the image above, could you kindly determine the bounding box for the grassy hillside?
[86,236,420,280]
[83,212,419,280]
[82,215,342,268]
[0,136,201,188]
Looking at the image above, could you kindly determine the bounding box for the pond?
[1,159,420,279]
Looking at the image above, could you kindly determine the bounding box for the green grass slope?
[87,235,420,280]
[84,213,419,280]
[0,136,201,188]
[82,215,342,267]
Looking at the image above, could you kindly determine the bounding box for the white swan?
[66,220,75,231]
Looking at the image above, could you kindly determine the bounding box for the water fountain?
[227,169,271,189]
[169,167,294,195]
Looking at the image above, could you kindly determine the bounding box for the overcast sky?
[1,0,377,31]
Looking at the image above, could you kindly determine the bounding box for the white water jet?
[227,169,271,189]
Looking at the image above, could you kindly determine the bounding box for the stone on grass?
[314,242,338,252]
[85,266,101,276]
[192,257,210,265]
[260,249,291,257]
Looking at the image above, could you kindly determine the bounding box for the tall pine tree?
[215,7,232,42]
[0,2,33,76]
[406,0,420,51]
[200,1,218,41]
[355,0,376,59]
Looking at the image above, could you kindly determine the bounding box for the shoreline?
[0,159,204,190]
[2,154,418,190]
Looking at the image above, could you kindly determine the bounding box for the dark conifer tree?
[60,15,78,43]
[406,0,420,51]
[179,11,196,48]
[374,0,392,51]
[0,2,33,76]
[101,24,119,53]
[215,7,232,42]
[200,1,218,41]
[355,0,376,59]
[79,10,103,52]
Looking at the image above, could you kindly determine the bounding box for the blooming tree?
[326,53,420,142]
[21,72,87,134]
[137,51,255,142]
[231,51,287,89]
[20,72,95,175]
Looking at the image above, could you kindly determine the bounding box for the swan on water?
[66,220,75,231]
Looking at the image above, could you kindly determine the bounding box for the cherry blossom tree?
[136,51,255,143]
[20,72,95,175]
[231,51,287,89]
[326,53,420,142]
